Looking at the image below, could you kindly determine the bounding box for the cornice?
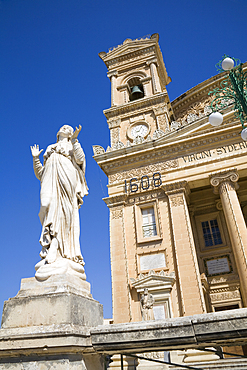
[94,123,242,175]
[103,92,169,119]
[106,46,156,69]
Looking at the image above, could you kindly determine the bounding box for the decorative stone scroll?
[92,145,105,156]
[210,169,239,194]
[109,159,178,184]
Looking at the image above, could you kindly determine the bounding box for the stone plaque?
[140,253,166,271]
[206,257,230,275]
[153,305,166,320]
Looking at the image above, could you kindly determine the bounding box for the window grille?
[142,208,157,238]
[201,219,222,247]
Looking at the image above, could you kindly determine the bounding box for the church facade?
[94,34,247,336]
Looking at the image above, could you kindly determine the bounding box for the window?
[201,219,222,247]
[142,207,157,238]
[135,202,162,244]
[195,212,226,251]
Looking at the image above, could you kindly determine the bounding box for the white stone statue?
[140,288,155,321]
[31,124,88,281]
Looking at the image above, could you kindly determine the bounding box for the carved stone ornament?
[92,145,105,156]
[210,287,240,303]
[133,135,145,145]
[112,141,125,150]
[110,127,119,146]
[169,195,184,207]
[109,159,178,184]
[215,200,223,211]
[210,169,239,193]
[170,121,181,131]
[111,207,123,219]
[153,129,165,139]
[127,190,164,205]
[175,96,214,123]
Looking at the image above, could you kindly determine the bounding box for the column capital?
[103,194,127,208]
[162,181,190,197]
[210,169,239,194]
[107,118,121,129]
[107,70,118,79]
[146,58,158,66]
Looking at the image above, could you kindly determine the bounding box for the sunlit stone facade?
[94,35,247,365]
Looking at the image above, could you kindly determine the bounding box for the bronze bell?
[130,85,144,101]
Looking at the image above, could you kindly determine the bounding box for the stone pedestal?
[0,275,104,370]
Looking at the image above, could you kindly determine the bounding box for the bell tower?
[98,33,174,149]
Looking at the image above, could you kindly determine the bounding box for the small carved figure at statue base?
[140,288,155,321]
[31,125,88,281]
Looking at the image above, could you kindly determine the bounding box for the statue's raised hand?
[71,125,82,141]
[30,144,43,157]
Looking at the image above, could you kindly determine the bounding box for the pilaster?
[105,195,132,323]
[163,181,206,315]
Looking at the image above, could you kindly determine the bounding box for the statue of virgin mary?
[31,124,88,280]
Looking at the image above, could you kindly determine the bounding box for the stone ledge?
[91,308,247,353]
[0,324,98,356]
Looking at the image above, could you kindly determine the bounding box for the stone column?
[210,170,247,305]
[147,59,162,94]
[164,181,206,316]
[107,70,118,106]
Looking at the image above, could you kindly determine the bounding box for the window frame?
[135,201,162,244]
[195,211,226,251]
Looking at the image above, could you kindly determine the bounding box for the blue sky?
[0,0,246,319]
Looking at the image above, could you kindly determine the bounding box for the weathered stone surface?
[0,276,104,369]
[0,353,104,369]
[1,276,102,329]
[169,358,247,369]
[91,308,247,354]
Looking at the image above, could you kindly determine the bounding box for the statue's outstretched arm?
[71,125,86,168]
[72,140,85,166]
[30,144,44,181]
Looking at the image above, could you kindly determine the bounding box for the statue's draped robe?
[38,140,88,264]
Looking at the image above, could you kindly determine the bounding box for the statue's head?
[57,125,74,142]
[143,288,148,295]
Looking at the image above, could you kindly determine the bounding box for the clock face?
[131,124,149,138]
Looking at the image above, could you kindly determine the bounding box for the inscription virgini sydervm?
[182,141,247,163]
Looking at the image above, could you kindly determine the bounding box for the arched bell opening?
[128,77,144,101]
